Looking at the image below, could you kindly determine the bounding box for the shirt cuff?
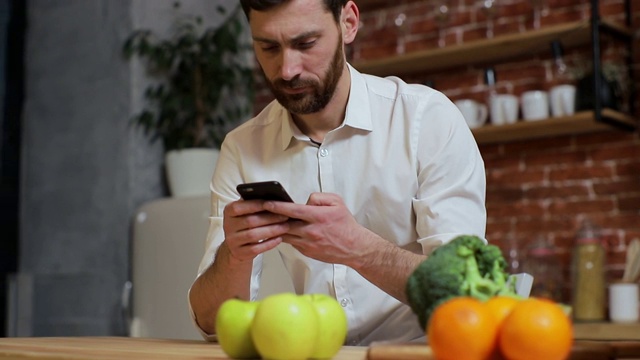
[187,282,218,342]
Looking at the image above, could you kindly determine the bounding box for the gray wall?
[18,0,239,336]
[0,0,9,156]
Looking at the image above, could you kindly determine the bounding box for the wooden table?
[0,337,638,360]
[0,337,366,360]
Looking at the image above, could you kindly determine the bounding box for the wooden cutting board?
[367,343,434,360]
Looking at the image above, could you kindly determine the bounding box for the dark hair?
[240,0,348,23]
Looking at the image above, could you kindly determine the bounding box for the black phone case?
[236,181,294,202]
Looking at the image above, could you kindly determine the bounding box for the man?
[189,0,486,345]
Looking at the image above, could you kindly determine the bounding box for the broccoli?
[405,235,518,330]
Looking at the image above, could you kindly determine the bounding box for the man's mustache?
[274,77,316,90]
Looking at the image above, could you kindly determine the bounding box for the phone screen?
[236,181,294,202]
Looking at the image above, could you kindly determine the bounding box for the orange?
[428,297,499,360]
[499,298,573,360]
[485,296,520,327]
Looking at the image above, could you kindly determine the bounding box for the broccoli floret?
[405,235,519,330]
[461,254,499,300]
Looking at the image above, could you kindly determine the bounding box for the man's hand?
[263,192,426,304]
[188,198,292,336]
[262,192,375,267]
[222,199,291,262]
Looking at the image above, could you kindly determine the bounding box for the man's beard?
[264,38,345,115]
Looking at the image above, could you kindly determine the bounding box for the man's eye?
[298,41,316,49]
[261,45,278,52]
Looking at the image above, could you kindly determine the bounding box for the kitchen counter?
[1,337,639,360]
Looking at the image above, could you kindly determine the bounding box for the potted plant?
[123,3,254,197]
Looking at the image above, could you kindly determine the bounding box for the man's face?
[249,0,346,115]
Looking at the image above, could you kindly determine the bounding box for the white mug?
[609,282,639,323]
[521,90,549,121]
[455,99,488,129]
[549,84,576,117]
[490,94,519,126]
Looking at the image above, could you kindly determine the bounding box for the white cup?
[490,94,519,126]
[549,84,576,117]
[455,99,488,129]
[521,90,549,121]
[609,282,639,323]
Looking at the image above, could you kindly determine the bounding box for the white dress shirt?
[190,64,486,346]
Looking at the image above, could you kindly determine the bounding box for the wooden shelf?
[352,19,632,77]
[472,109,637,144]
[574,322,640,341]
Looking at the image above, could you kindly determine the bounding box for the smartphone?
[236,181,294,202]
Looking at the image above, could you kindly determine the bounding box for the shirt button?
[340,298,348,307]
[319,148,329,157]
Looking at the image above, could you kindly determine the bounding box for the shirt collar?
[280,63,373,150]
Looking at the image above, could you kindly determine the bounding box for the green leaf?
[123,4,253,151]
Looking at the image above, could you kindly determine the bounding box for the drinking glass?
[393,0,409,54]
[480,0,497,39]
[394,10,409,54]
[432,0,451,48]
[531,0,547,29]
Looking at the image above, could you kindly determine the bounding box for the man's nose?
[279,50,302,81]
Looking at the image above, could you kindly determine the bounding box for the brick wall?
[252,0,640,304]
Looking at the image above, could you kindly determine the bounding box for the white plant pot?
[165,148,219,198]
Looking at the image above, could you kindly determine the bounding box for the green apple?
[302,294,348,359]
[251,292,319,360]
[215,298,260,359]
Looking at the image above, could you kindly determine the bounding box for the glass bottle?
[571,218,606,322]
[522,234,563,302]
[484,67,497,111]
[549,40,572,88]
[484,67,506,125]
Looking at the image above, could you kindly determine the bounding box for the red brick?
[618,194,640,212]
[555,231,581,249]
[484,155,521,170]
[575,131,638,147]
[435,72,482,93]
[525,184,590,199]
[524,150,588,168]
[601,2,626,17]
[599,213,640,230]
[593,179,640,196]
[488,201,547,218]
[624,230,640,242]
[489,168,546,186]
[487,187,525,203]
[548,164,614,181]
[513,216,575,233]
[616,161,640,177]
[590,144,640,162]
[486,219,514,235]
[479,143,503,157]
[502,136,574,155]
[548,198,617,215]
[543,8,584,24]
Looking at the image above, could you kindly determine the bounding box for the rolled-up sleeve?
[412,91,487,254]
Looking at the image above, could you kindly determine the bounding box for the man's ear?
[341,1,359,45]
